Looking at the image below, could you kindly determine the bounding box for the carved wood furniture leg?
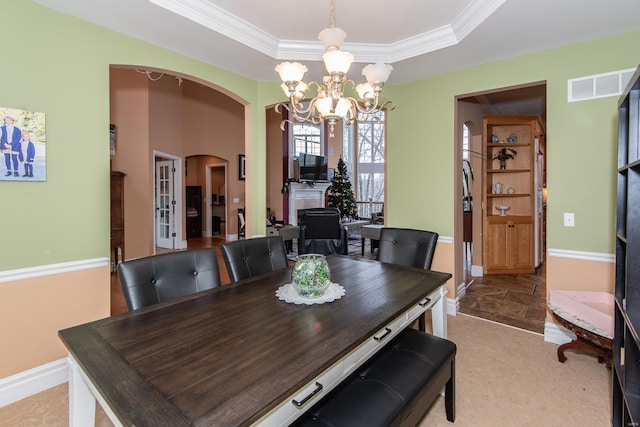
[552,313,612,369]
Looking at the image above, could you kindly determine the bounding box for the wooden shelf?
[482,114,544,275]
[487,193,531,198]
[487,169,530,173]
[486,142,530,147]
[613,65,640,427]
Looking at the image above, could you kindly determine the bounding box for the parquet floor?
[459,251,546,334]
[112,237,546,334]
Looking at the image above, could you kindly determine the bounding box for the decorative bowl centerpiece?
[292,254,331,298]
[495,205,510,216]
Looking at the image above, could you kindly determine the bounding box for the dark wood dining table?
[59,255,451,426]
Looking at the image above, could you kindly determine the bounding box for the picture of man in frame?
[1,116,22,177]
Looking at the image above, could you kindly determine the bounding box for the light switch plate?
[564,213,575,227]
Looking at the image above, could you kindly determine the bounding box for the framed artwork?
[239,154,246,180]
[0,106,46,182]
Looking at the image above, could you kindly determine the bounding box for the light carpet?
[0,314,610,426]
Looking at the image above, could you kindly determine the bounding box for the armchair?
[371,203,384,224]
[298,208,349,255]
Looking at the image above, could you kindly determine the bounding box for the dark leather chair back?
[378,228,439,270]
[299,208,348,255]
[221,236,289,283]
[377,228,439,332]
[297,207,339,227]
[117,248,221,311]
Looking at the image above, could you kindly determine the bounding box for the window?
[343,110,386,218]
[292,122,321,156]
[462,122,470,161]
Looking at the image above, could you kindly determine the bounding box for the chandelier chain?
[329,0,335,28]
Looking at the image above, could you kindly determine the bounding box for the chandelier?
[275,0,394,137]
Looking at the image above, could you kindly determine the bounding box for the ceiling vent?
[568,68,635,102]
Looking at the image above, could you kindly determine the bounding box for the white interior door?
[156,160,175,249]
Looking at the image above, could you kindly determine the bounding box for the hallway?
[459,253,546,334]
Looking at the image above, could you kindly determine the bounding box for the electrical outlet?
[233,198,240,204]
[564,213,575,227]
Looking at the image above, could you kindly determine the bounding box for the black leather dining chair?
[298,208,349,255]
[220,236,289,283]
[377,228,439,331]
[117,248,222,311]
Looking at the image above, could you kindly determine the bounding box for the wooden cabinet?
[110,171,125,273]
[484,216,532,273]
[482,114,544,274]
[613,66,640,426]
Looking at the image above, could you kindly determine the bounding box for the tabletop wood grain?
[59,255,451,426]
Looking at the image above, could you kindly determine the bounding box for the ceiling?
[33,0,640,120]
[34,0,640,85]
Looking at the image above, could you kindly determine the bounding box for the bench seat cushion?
[295,328,456,427]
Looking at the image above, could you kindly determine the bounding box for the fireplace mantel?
[288,182,330,226]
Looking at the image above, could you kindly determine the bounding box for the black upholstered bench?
[294,328,456,427]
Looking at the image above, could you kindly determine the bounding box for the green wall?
[2,0,638,271]
[385,30,640,254]
[1,0,283,270]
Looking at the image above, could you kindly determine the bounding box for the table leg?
[361,237,365,256]
[430,286,448,339]
[69,355,96,427]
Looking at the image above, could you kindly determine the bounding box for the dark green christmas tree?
[328,156,358,220]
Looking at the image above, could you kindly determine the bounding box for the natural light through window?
[292,123,321,156]
[343,110,386,218]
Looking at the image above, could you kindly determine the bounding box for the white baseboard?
[544,321,576,345]
[447,297,459,316]
[470,265,484,277]
[0,358,68,407]
[445,282,465,316]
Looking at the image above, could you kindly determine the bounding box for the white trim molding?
[544,321,576,345]
[437,236,454,244]
[149,0,506,64]
[547,248,614,263]
[0,358,68,407]
[447,297,459,316]
[0,257,109,284]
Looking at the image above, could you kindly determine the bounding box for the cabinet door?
[485,216,533,273]
[485,219,508,271]
[510,219,533,271]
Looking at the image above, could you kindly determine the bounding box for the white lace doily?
[276,282,345,305]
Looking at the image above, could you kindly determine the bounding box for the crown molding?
[150,0,280,57]
[151,0,505,64]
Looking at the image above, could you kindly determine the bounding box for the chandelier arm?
[291,94,325,117]
[279,118,294,132]
[379,100,396,111]
[274,102,290,114]
[274,0,394,131]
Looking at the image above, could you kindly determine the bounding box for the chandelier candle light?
[275,0,394,137]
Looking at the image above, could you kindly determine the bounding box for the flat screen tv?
[297,154,329,181]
